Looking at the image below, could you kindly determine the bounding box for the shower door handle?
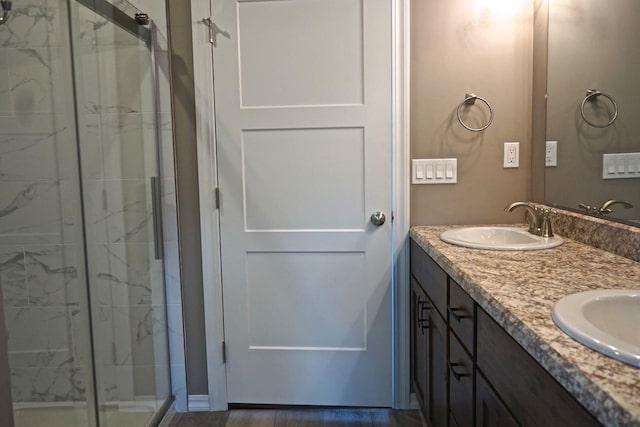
[150,177,164,260]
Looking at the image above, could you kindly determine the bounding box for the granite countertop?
[410,225,640,427]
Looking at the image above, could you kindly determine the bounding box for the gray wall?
[410,0,534,225]
[166,0,209,396]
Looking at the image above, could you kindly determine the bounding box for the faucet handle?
[578,203,598,214]
[539,208,555,238]
[525,209,541,234]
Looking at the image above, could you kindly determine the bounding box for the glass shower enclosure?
[0,0,177,425]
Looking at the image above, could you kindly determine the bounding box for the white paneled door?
[212,0,392,406]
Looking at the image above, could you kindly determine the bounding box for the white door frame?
[191,0,411,411]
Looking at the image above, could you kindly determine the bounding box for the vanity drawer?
[449,332,474,427]
[448,278,475,354]
[410,239,447,316]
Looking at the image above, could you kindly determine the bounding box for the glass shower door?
[69,0,172,425]
[0,0,97,425]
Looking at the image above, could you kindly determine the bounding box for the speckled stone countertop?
[410,225,640,427]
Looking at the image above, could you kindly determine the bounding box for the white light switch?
[412,159,457,184]
[426,165,434,179]
[445,164,454,179]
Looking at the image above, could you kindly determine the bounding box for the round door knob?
[370,211,386,226]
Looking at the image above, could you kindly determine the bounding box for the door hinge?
[222,341,227,364]
[203,17,215,45]
[391,210,395,223]
[214,187,220,210]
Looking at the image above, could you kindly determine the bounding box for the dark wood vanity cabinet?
[410,276,429,409]
[476,371,519,427]
[410,240,448,427]
[476,309,600,427]
[449,332,474,427]
[430,309,448,427]
[410,239,601,427]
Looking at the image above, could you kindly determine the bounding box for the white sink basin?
[440,226,564,251]
[552,290,640,367]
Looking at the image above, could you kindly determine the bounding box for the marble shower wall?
[0,0,92,404]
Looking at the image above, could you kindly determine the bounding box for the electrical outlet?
[546,141,557,167]
[504,142,519,168]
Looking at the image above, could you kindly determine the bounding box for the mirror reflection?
[544,0,640,225]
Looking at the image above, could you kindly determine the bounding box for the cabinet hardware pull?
[448,306,471,322]
[417,300,431,322]
[416,297,432,333]
[449,362,470,381]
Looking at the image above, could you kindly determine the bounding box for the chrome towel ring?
[456,93,494,132]
[580,89,618,128]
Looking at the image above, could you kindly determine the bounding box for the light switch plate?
[602,152,640,179]
[412,159,457,184]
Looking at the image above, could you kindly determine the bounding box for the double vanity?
[410,213,640,426]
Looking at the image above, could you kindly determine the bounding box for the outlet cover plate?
[546,141,557,167]
[504,142,519,168]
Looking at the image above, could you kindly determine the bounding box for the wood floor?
[168,408,424,427]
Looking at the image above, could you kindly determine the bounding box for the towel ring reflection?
[580,89,618,128]
[456,93,494,132]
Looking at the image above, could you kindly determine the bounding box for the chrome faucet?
[579,199,633,216]
[599,199,633,215]
[505,202,554,238]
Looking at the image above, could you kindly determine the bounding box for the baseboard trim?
[188,395,210,412]
[409,393,420,411]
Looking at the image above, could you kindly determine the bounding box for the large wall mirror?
[542,0,640,226]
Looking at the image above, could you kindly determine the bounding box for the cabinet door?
[476,372,519,427]
[430,309,448,427]
[411,277,429,412]
[477,309,600,427]
[448,278,475,353]
[411,240,447,316]
[449,333,474,427]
